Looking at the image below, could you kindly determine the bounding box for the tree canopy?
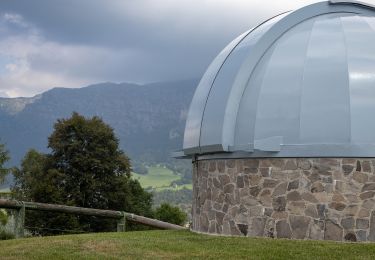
[0,142,9,184]
[12,112,153,234]
[0,142,10,232]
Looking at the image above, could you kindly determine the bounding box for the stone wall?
[192,158,375,241]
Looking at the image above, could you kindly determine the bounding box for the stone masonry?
[192,158,375,242]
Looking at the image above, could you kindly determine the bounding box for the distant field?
[165,184,193,190]
[132,166,186,191]
[0,188,10,196]
[1,230,375,259]
[158,184,192,191]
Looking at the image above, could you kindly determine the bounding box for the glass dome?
[183,1,375,158]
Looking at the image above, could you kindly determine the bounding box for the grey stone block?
[289,215,310,239]
[324,220,343,241]
[276,220,292,238]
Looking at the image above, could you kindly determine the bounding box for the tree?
[12,150,79,234]
[13,149,52,201]
[154,203,187,225]
[12,112,153,234]
[0,142,10,234]
[0,142,9,184]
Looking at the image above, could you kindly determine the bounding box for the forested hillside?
[0,79,197,186]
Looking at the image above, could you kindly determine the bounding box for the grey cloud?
[0,0,320,96]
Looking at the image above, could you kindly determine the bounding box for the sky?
[0,0,322,97]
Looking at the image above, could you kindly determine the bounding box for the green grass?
[0,230,375,259]
[132,166,182,190]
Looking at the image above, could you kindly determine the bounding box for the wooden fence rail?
[0,199,186,238]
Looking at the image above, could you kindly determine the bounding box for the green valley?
[132,166,192,191]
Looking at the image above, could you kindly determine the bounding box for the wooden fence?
[0,199,186,238]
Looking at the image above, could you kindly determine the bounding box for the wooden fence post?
[116,211,126,232]
[13,203,25,238]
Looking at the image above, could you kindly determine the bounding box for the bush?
[0,209,8,226]
[0,230,14,240]
[152,188,192,206]
[154,203,187,226]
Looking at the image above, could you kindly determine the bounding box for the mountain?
[0,79,198,171]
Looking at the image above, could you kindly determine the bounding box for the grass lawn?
[132,166,182,190]
[1,230,375,259]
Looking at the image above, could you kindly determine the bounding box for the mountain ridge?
[0,79,198,170]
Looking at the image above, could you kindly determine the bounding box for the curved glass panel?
[183,31,249,151]
[199,13,289,149]
[341,15,375,143]
[252,18,315,145]
[299,14,351,144]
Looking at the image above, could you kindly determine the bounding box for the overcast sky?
[0,0,322,97]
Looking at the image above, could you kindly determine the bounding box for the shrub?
[154,203,187,226]
[0,209,8,226]
[0,230,14,240]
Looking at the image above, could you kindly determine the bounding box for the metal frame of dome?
[179,0,375,159]
[330,0,375,9]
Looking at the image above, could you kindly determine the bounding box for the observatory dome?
[183,0,375,158]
